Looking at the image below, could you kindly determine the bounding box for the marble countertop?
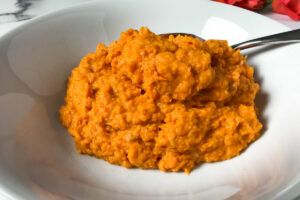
[0,0,300,37]
[0,0,91,36]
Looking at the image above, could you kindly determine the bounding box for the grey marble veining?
[1,0,299,29]
[0,0,91,24]
[0,0,35,23]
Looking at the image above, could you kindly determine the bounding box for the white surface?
[0,1,300,200]
[0,22,23,37]
[0,0,17,13]
[0,1,299,36]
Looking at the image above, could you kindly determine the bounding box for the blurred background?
[0,0,299,38]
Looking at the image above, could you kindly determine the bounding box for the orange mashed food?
[60,27,262,173]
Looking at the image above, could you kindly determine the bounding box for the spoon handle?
[232,29,300,50]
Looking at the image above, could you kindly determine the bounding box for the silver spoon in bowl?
[160,29,300,50]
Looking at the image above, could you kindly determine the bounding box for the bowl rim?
[0,1,297,200]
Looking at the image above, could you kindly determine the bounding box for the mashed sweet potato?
[60,27,262,173]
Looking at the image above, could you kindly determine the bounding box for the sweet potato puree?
[60,27,262,173]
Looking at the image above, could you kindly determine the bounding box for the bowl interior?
[1,1,300,200]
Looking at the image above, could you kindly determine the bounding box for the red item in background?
[272,0,300,21]
[214,0,267,11]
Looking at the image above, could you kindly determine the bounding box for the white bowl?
[1,1,300,200]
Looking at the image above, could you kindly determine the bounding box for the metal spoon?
[160,29,300,50]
